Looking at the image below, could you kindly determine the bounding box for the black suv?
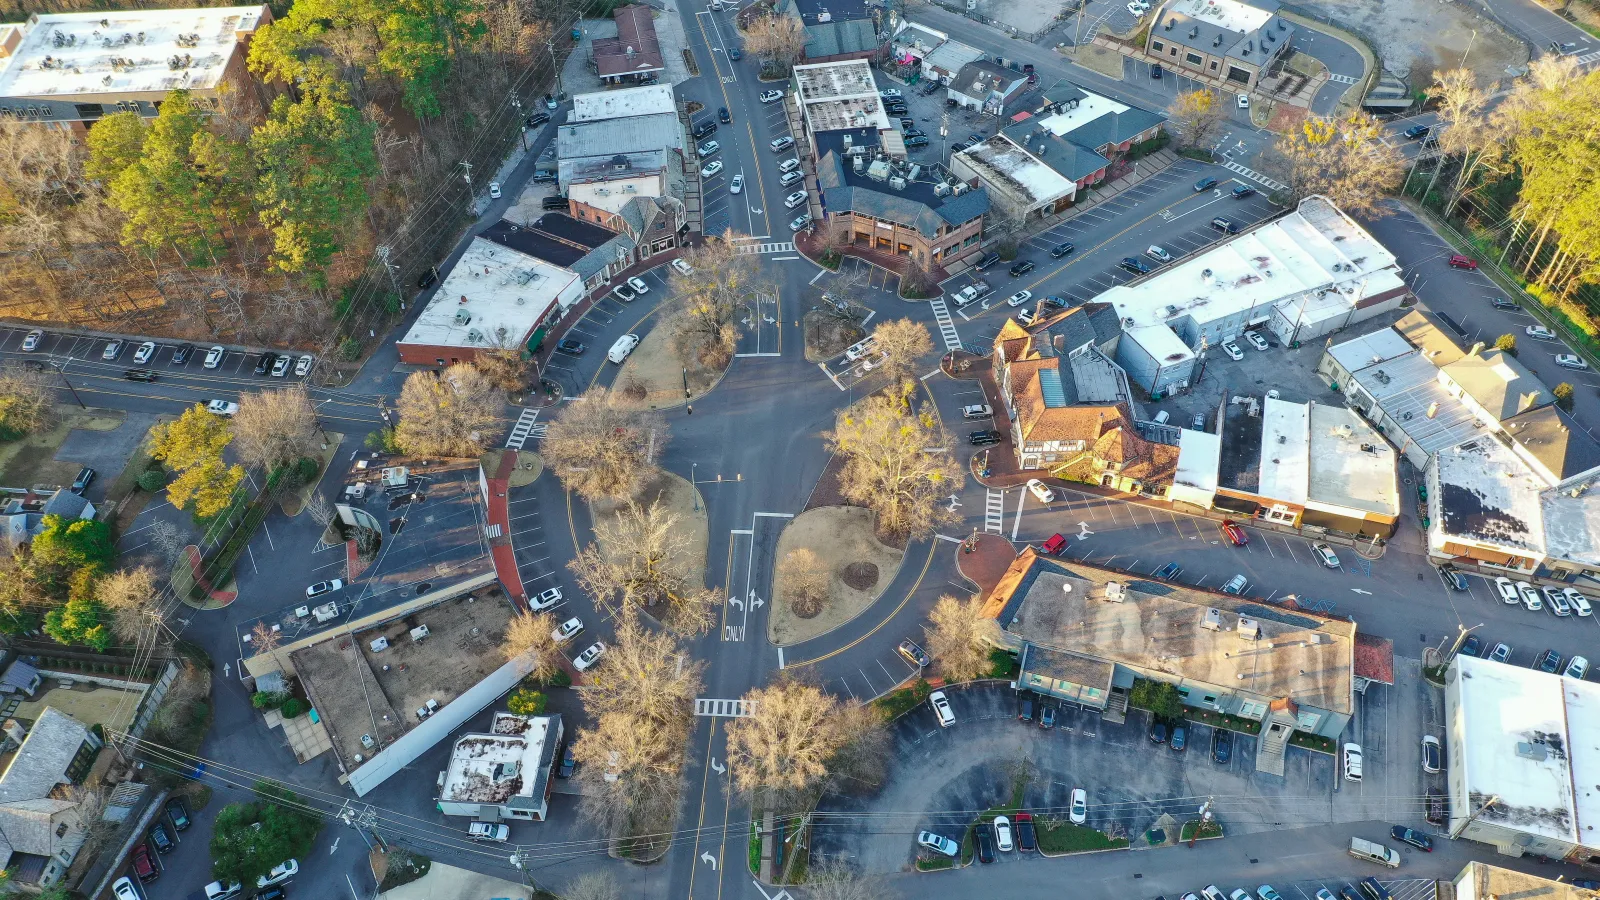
[72,466,95,494]
[149,822,174,854]
[973,252,1002,272]
[1211,728,1232,763]
[527,112,551,127]
[718,106,731,123]
[1231,185,1256,199]
[968,429,1002,446]
[1120,257,1152,275]
[543,195,569,210]
[692,119,717,139]
[253,352,276,376]
[166,797,191,831]
[1404,124,1430,140]
[921,80,941,95]
[1536,648,1562,674]
[1050,242,1074,258]
[1008,259,1034,277]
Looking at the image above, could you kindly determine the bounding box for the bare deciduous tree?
[1259,111,1404,217]
[571,708,685,843]
[1429,68,1508,217]
[569,500,717,635]
[869,318,934,397]
[807,857,876,900]
[776,547,830,618]
[501,611,561,683]
[0,367,57,439]
[825,394,961,540]
[96,567,164,645]
[577,611,703,727]
[543,389,665,502]
[724,678,885,808]
[669,234,762,368]
[232,384,319,471]
[742,12,807,76]
[473,333,535,393]
[148,520,187,565]
[305,493,335,528]
[394,364,504,458]
[249,620,283,672]
[1166,90,1227,153]
[925,593,1000,682]
[565,873,622,900]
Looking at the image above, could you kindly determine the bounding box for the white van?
[928,690,955,727]
[607,334,641,364]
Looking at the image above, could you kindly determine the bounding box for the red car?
[1220,520,1249,546]
[1447,254,1479,270]
[1041,533,1067,556]
[131,843,158,883]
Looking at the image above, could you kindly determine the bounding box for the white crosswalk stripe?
[735,241,797,255]
[505,407,540,450]
[1221,160,1287,192]
[694,698,755,717]
[1577,49,1600,66]
[984,489,1005,534]
[928,296,962,351]
[1327,73,1358,84]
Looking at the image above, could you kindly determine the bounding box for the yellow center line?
[693,14,773,238]
[685,718,719,900]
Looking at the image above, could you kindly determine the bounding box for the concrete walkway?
[379,861,531,900]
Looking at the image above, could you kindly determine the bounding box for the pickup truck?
[949,280,993,308]
[1348,836,1400,867]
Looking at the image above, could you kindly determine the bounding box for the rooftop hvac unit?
[953,182,970,195]
[844,134,854,150]
[467,328,483,343]
[1201,608,1223,631]
[1104,582,1126,603]
[889,176,907,190]
[854,155,866,173]
[934,182,951,197]
[453,309,471,325]
[908,164,921,181]
[1236,617,1260,640]
[818,9,832,20]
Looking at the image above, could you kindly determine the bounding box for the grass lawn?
[1179,819,1223,841]
[873,679,930,720]
[748,820,760,876]
[1035,819,1129,854]
[279,431,345,516]
[915,856,954,871]
[0,408,124,489]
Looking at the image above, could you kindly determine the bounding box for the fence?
[926,0,1070,43]
[122,660,182,744]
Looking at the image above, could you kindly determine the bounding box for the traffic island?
[590,468,709,590]
[953,533,1018,600]
[802,309,867,362]
[1034,818,1130,856]
[768,506,905,646]
[608,322,728,411]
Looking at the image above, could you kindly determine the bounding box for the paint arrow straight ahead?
[701,851,718,869]
[1351,588,1373,595]
[748,589,764,611]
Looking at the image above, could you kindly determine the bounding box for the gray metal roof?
[1153,3,1293,67]
[556,113,683,164]
[803,18,879,58]
[815,149,990,238]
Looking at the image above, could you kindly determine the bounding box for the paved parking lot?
[0,325,313,382]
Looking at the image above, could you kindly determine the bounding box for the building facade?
[1142,0,1294,92]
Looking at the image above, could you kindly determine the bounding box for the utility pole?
[511,91,527,152]
[1449,793,1499,840]
[547,40,564,99]
[53,358,85,409]
[1443,622,1483,663]
[460,160,475,205]
[683,366,693,414]
[376,246,404,312]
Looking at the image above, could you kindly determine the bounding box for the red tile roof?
[1353,632,1395,684]
[593,5,666,77]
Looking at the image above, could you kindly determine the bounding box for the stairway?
[1255,723,1290,776]
[1102,689,1128,725]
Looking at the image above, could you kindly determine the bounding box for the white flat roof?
[1307,403,1399,517]
[1175,427,1221,492]
[1435,436,1546,554]
[399,237,579,351]
[0,6,265,100]
[1037,90,1131,137]
[1259,397,1309,504]
[440,713,555,804]
[1094,197,1399,339]
[958,135,1075,203]
[570,84,676,121]
[1541,484,1600,568]
[1169,0,1274,33]
[569,174,661,215]
[1451,654,1600,850]
[1328,327,1415,375]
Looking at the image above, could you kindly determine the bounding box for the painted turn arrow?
[710,757,726,774]
[748,589,764,611]
[701,851,718,869]
[728,595,744,611]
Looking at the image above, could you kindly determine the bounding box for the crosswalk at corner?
[1327,73,1358,84]
[928,296,962,350]
[505,408,541,449]
[984,489,1005,534]
[735,241,796,255]
[1221,160,1286,192]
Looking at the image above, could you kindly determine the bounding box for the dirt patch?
[803,310,865,362]
[840,561,879,591]
[0,408,124,489]
[1299,0,1526,86]
[1265,102,1311,135]
[609,320,725,411]
[1072,43,1129,80]
[590,468,708,589]
[768,506,905,646]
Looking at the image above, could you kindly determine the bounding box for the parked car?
[1489,642,1512,663]
[974,823,996,863]
[206,400,239,417]
[166,797,190,831]
[72,466,96,494]
[1007,290,1033,307]
[789,214,812,232]
[1232,185,1256,199]
[1069,788,1087,824]
[1026,479,1053,504]
[1359,876,1396,900]
[556,338,586,355]
[929,690,955,726]
[1566,655,1589,680]
[1222,574,1248,594]
[102,338,125,360]
[1545,585,1573,616]
[1460,634,1482,658]
[1245,331,1269,351]
[700,160,724,179]
[1343,743,1363,781]
[295,355,313,376]
[527,111,550,127]
[1566,588,1593,617]
[1447,254,1479,270]
[204,345,225,369]
[1015,811,1036,850]
[1120,257,1152,275]
[626,277,649,295]
[253,352,276,375]
[917,831,959,857]
[113,877,143,900]
[1556,354,1588,370]
[1151,63,1163,78]
[1313,543,1341,568]
[1051,242,1075,258]
[1536,648,1563,674]
[1039,707,1055,730]
[671,258,694,275]
[574,641,607,671]
[961,404,992,419]
[1426,791,1447,825]
[542,195,569,210]
[1149,720,1168,744]
[1494,576,1519,604]
[1421,734,1442,773]
[697,139,720,157]
[1237,93,1250,109]
[1145,245,1172,263]
[1517,581,1543,611]
[1212,728,1232,763]
[469,822,510,841]
[1211,216,1240,234]
[1171,724,1188,751]
[130,341,156,364]
[559,745,578,777]
[1222,339,1244,361]
[204,881,243,900]
[1490,297,1519,310]
[149,822,173,854]
[551,617,583,644]
[759,89,784,103]
[270,355,291,377]
[21,330,42,351]
[968,429,1002,446]
[1258,886,1284,900]
[1526,325,1557,340]
[530,587,563,610]
[897,639,930,667]
[784,190,808,209]
[993,815,1014,851]
[1436,564,1468,591]
[1155,562,1182,580]
[488,182,501,199]
[1008,260,1034,277]
[131,842,158,882]
[612,283,638,302]
[1219,520,1249,546]
[256,860,298,888]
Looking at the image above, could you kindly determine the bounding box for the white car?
[1237,94,1250,109]
[778,157,801,174]
[205,399,239,417]
[257,860,299,888]
[1565,587,1592,617]
[880,88,902,98]
[574,641,607,671]
[1566,655,1590,680]
[1069,788,1087,824]
[789,214,812,232]
[469,821,510,842]
[1421,734,1442,773]
[760,89,784,103]
[671,259,694,275]
[1222,339,1244,361]
[1343,742,1362,781]
[700,160,724,179]
[113,877,142,900]
[1494,575,1519,604]
[21,329,42,351]
[1026,479,1053,504]
[961,403,992,419]
[1222,573,1248,594]
[552,617,583,644]
[204,345,225,369]
[1017,309,1036,326]
[1127,0,1149,15]
[929,690,955,726]
[1517,581,1543,611]
[780,169,803,186]
[102,339,124,360]
[784,190,808,209]
[489,182,502,199]
[271,355,291,377]
[133,341,158,363]
[1556,354,1588,370]
[612,283,637,302]
[993,815,1014,852]
[697,140,720,157]
[204,882,243,900]
[1527,325,1557,340]
[916,831,958,857]
[295,355,313,377]
[1545,586,1573,616]
[1006,290,1033,307]
[627,277,649,294]
[1145,245,1172,263]
[530,587,563,610]
[730,174,743,194]
[1245,331,1269,351]
[305,579,343,598]
[1312,542,1340,569]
